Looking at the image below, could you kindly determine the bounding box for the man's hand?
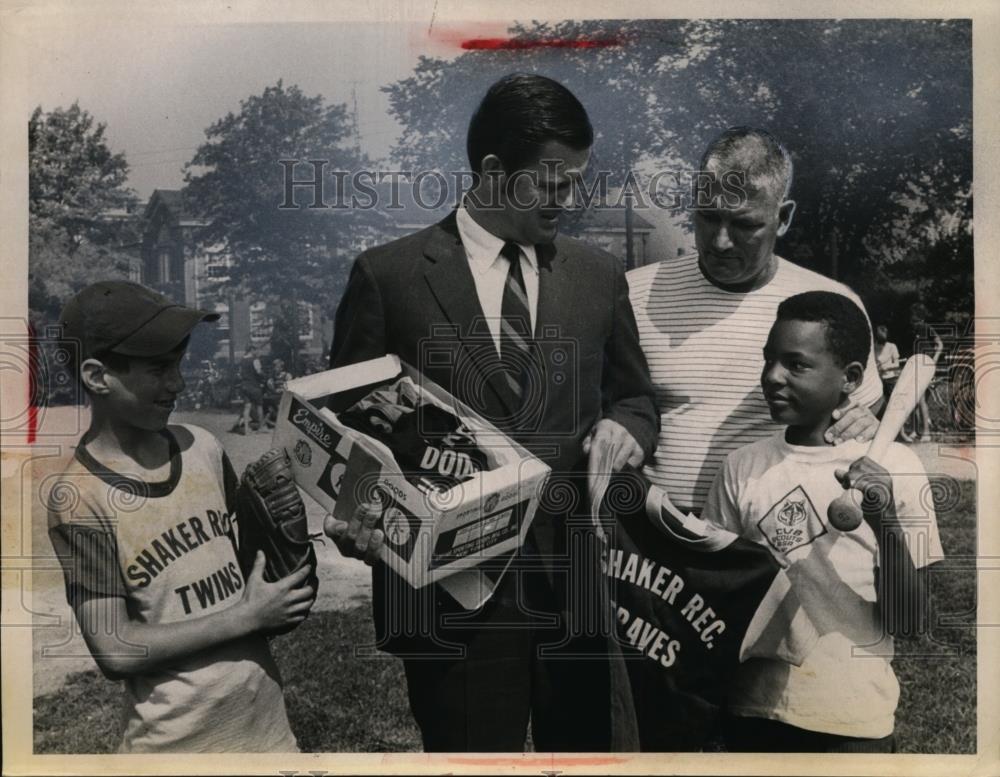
[825,400,879,445]
[583,418,644,475]
[323,501,385,566]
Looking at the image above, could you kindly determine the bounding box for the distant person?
[233,344,265,435]
[191,360,222,411]
[297,356,318,376]
[706,291,942,753]
[202,360,223,408]
[48,281,314,752]
[874,324,900,379]
[874,324,901,412]
[263,357,292,428]
[628,126,884,517]
[902,305,944,443]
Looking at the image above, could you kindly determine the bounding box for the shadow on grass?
[33,478,977,754]
[274,606,420,752]
[34,605,420,754]
[892,478,977,754]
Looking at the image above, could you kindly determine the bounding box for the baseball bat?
[827,352,938,531]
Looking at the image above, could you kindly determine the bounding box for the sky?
[17,8,971,266]
[25,18,505,198]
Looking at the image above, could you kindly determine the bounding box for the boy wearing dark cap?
[48,281,314,753]
[704,291,943,752]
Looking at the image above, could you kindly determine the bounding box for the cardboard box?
[273,355,550,601]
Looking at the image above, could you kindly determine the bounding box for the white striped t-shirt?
[627,255,883,514]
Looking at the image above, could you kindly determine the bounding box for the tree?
[269,299,303,374]
[386,20,689,185]
[184,81,385,305]
[28,104,139,324]
[673,20,971,296]
[383,19,972,322]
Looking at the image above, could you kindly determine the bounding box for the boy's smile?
[103,346,187,432]
[761,319,855,445]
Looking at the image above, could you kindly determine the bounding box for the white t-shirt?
[48,424,298,753]
[876,342,901,374]
[704,432,944,738]
[628,255,884,513]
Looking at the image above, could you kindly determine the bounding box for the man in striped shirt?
[628,127,883,514]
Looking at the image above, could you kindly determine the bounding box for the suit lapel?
[534,240,572,339]
[522,240,574,439]
[422,214,518,416]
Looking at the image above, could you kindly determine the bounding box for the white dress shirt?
[455,206,539,354]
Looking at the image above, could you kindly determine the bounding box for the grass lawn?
[892,478,977,753]
[33,606,421,754]
[33,478,976,754]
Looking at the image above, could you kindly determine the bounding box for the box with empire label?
[272,354,550,592]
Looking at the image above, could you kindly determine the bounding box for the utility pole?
[625,195,635,271]
[349,80,362,152]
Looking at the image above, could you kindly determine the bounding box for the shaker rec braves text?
[605,547,728,669]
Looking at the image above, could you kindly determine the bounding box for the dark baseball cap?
[59,280,220,359]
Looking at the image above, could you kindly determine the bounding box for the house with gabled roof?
[140,189,329,368]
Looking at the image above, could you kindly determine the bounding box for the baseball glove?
[236,447,318,590]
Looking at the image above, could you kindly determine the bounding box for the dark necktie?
[499,241,534,408]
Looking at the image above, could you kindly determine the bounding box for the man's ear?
[775,199,797,237]
[80,358,111,395]
[842,361,865,396]
[480,154,504,180]
[468,154,505,209]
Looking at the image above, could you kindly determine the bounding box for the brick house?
[139,189,330,369]
[576,208,654,269]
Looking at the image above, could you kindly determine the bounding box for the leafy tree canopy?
[28,103,139,324]
[383,19,971,324]
[184,81,385,305]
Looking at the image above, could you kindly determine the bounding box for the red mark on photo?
[461,37,623,50]
[28,323,38,444]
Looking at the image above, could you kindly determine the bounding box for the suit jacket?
[330,212,657,649]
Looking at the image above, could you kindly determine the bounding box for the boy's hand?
[834,456,894,518]
[324,501,385,566]
[825,400,879,445]
[240,551,316,633]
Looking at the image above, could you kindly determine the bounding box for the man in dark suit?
[326,73,657,752]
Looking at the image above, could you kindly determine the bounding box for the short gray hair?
[700,126,793,201]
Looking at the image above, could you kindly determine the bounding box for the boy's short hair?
[776,291,871,367]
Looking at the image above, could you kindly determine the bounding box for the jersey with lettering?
[604,473,816,751]
[627,255,883,513]
[704,432,943,738]
[47,424,296,753]
[339,379,492,493]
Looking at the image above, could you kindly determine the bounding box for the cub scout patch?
[757,486,826,555]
